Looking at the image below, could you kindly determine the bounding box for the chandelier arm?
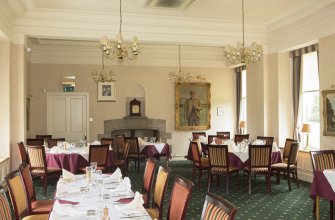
[101,50,105,70]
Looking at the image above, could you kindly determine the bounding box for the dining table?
[45,145,114,174]
[186,139,282,168]
[49,171,151,220]
[310,170,335,220]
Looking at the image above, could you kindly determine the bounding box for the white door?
[47,93,89,142]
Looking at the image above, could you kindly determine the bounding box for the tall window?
[240,69,247,123]
[301,51,320,148]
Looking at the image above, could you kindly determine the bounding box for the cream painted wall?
[10,43,25,169]
[29,64,236,156]
[0,38,10,158]
[319,34,335,149]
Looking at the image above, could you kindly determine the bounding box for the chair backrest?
[248,144,272,169]
[26,138,44,146]
[190,141,202,165]
[5,170,30,220]
[201,192,238,220]
[216,131,231,139]
[283,138,298,160]
[234,134,250,144]
[26,146,47,172]
[123,142,130,160]
[152,166,170,220]
[115,134,126,149]
[256,136,274,146]
[192,132,206,140]
[167,176,194,220]
[142,158,157,207]
[125,137,140,154]
[19,163,36,212]
[36,135,52,140]
[207,135,225,145]
[207,145,229,169]
[89,144,109,167]
[101,138,114,146]
[0,186,13,220]
[287,143,300,166]
[18,142,28,164]
[310,150,335,172]
[47,138,65,148]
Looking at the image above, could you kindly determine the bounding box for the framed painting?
[175,82,211,130]
[98,81,116,102]
[323,89,335,136]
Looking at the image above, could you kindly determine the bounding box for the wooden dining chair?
[167,176,194,220]
[146,166,170,220]
[310,150,335,218]
[18,142,29,165]
[5,170,49,220]
[19,163,54,214]
[191,141,209,188]
[201,192,238,220]
[207,145,239,195]
[192,132,207,140]
[207,135,225,145]
[26,146,61,195]
[0,186,13,220]
[101,137,114,146]
[126,137,146,173]
[216,131,231,139]
[142,158,157,208]
[256,136,274,145]
[113,142,130,177]
[26,138,44,146]
[81,144,110,172]
[46,138,65,148]
[234,134,250,144]
[35,135,52,140]
[271,142,300,191]
[282,138,298,163]
[115,134,126,158]
[244,144,272,194]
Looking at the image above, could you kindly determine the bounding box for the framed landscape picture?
[175,82,211,130]
[98,81,116,102]
[322,89,335,136]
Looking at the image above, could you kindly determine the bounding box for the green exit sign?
[63,86,74,92]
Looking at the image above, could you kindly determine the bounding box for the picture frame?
[98,81,116,102]
[175,82,211,130]
[322,89,335,136]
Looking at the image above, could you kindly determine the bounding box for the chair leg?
[330,201,333,220]
[199,170,202,188]
[295,169,300,188]
[248,172,251,194]
[287,170,292,191]
[137,158,140,174]
[207,173,211,192]
[276,169,280,184]
[192,166,195,183]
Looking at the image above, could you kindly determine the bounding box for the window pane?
[302,51,319,92]
[302,91,320,123]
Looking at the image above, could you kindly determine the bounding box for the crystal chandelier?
[92,50,115,82]
[169,45,192,84]
[223,0,263,65]
[100,0,139,60]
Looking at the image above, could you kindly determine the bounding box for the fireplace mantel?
[102,117,171,142]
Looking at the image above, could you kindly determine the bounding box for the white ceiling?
[31,0,306,23]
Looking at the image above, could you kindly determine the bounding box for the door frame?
[47,92,90,142]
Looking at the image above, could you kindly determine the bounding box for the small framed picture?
[98,81,116,102]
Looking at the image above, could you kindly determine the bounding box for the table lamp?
[240,121,246,134]
[301,123,311,150]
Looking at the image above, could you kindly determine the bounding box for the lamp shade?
[301,124,311,133]
[240,121,246,128]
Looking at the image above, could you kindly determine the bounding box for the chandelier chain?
[119,0,122,35]
[242,0,245,44]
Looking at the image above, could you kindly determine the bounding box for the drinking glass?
[90,162,97,173]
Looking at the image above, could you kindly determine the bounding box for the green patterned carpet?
[37,160,330,219]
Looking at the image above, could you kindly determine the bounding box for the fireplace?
[102,117,171,142]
